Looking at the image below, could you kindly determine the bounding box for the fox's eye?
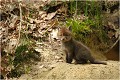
[65,34,69,36]
[66,36,70,38]
[63,33,69,36]
[59,34,62,36]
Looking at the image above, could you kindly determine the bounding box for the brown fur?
[59,27,107,65]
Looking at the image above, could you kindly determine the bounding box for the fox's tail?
[89,56,107,65]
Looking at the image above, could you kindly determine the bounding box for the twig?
[16,2,22,49]
[105,38,119,53]
[43,19,58,35]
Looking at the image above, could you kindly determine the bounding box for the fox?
[59,26,107,65]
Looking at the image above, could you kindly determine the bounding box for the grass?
[65,1,109,50]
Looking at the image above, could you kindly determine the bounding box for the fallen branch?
[16,2,22,49]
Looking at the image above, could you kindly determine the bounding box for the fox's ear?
[68,26,72,31]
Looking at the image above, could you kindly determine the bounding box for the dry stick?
[16,2,22,49]
[43,19,57,35]
[105,37,119,54]
[5,20,9,54]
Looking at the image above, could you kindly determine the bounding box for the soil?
[12,61,119,80]
[10,42,119,80]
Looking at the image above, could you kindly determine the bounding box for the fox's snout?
[61,37,66,41]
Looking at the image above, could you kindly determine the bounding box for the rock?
[39,65,44,69]
[55,55,61,59]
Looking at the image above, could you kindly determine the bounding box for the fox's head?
[58,26,72,42]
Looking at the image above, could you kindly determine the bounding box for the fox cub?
[59,27,107,65]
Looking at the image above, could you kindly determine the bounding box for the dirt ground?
[12,61,119,80]
[10,42,119,80]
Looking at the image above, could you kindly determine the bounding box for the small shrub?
[66,18,93,40]
[65,17,109,50]
[11,43,40,77]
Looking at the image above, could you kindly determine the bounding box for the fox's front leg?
[64,50,73,63]
[66,53,73,63]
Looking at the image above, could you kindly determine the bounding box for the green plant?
[66,18,93,42]
[66,18,92,33]
[66,1,110,51]
[68,0,76,15]
[9,42,40,77]
[5,32,40,78]
[65,17,108,45]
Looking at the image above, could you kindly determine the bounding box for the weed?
[66,18,92,38]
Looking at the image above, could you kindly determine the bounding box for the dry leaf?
[39,11,46,16]
[39,65,44,69]
[41,14,47,19]
[35,48,43,53]
[8,38,17,53]
[9,16,19,29]
[44,12,57,20]
[29,24,36,30]
[50,28,59,40]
